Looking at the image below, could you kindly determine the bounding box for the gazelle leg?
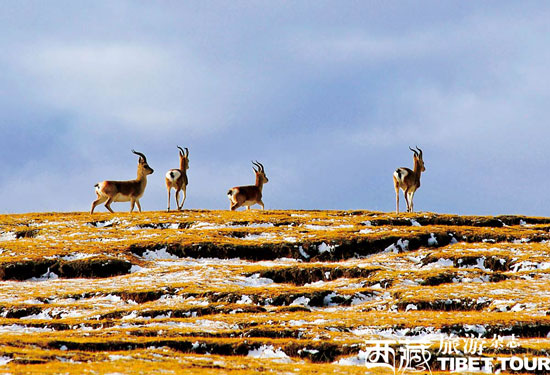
[91,196,107,214]
[408,191,415,213]
[175,190,181,210]
[404,188,410,213]
[258,200,264,210]
[393,177,400,214]
[167,188,171,211]
[130,199,136,213]
[136,200,142,213]
[179,188,186,210]
[105,198,115,213]
[396,193,400,214]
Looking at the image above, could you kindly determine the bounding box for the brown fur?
[166,146,189,211]
[393,147,425,214]
[228,161,268,211]
[91,150,154,214]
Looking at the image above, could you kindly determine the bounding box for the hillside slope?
[0,210,549,374]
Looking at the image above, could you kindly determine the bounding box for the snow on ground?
[86,219,119,228]
[290,296,310,306]
[305,224,354,231]
[190,222,275,230]
[241,233,276,241]
[0,356,12,365]
[2,211,550,370]
[0,232,16,241]
[60,253,96,261]
[410,219,422,226]
[0,324,54,333]
[140,247,179,260]
[236,295,253,304]
[233,273,274,287]
[512,261,550,272]
[317,242,335,254]
[247,345,292,363]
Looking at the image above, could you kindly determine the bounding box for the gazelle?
[227,161,268,211]
[393,146,425,214]
[90,150,154,214]
[165,146,189,211]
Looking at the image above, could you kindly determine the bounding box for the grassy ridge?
[0,210,549,373]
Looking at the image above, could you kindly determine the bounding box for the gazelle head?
[252,161,268,184]
[177,146,189,170]
[409,146,425,172]
[132,149,154,176]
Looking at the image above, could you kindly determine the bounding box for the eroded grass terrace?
[0,210,549,373]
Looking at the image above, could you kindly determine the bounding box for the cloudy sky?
[1,1,549,215]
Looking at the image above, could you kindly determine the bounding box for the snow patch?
[351,293,373,306]
[290,296,310,307]
[247,345,291,363]
[21,308,53,320]
[427,233,438,246]
[29,268,58,281]
[464,324,487,336]
[87,219,119,228]
[129,265,144,273]
[0,324,54,333]
[298,246,310,259]
[385,239,408,253]
[190,222,226,230]
[234,274,274,287]
[60,253,95,261]
[336,350,370,366]
[0,356,12,365]
[323,292,340,307]
[242,233,276,241]
[248,223,275,228]
[140,247,179,260]
[236,295,253,305]
[0,232,16,241]
[359,228,376,234]
[410,219,422,226]
[317,242,335,254]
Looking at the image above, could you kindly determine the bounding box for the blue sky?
[1,1,549,215]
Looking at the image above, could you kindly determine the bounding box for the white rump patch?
[394,168,409,182]
[166,169,181,182]
[94,181,107,194]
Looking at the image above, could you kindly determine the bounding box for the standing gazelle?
[393,146,425,214]
[90,150,154,214]
[165,146,189,211]
[227,161,268,211]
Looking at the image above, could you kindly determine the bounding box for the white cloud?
[2,2,550,215]
[13,41,258,137]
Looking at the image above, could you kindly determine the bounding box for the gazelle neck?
[255,174,264,191]
[179,159,187,172]
[413,159,423,183]
[137,166,149,181]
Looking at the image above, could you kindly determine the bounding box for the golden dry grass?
[0,209,549,373]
